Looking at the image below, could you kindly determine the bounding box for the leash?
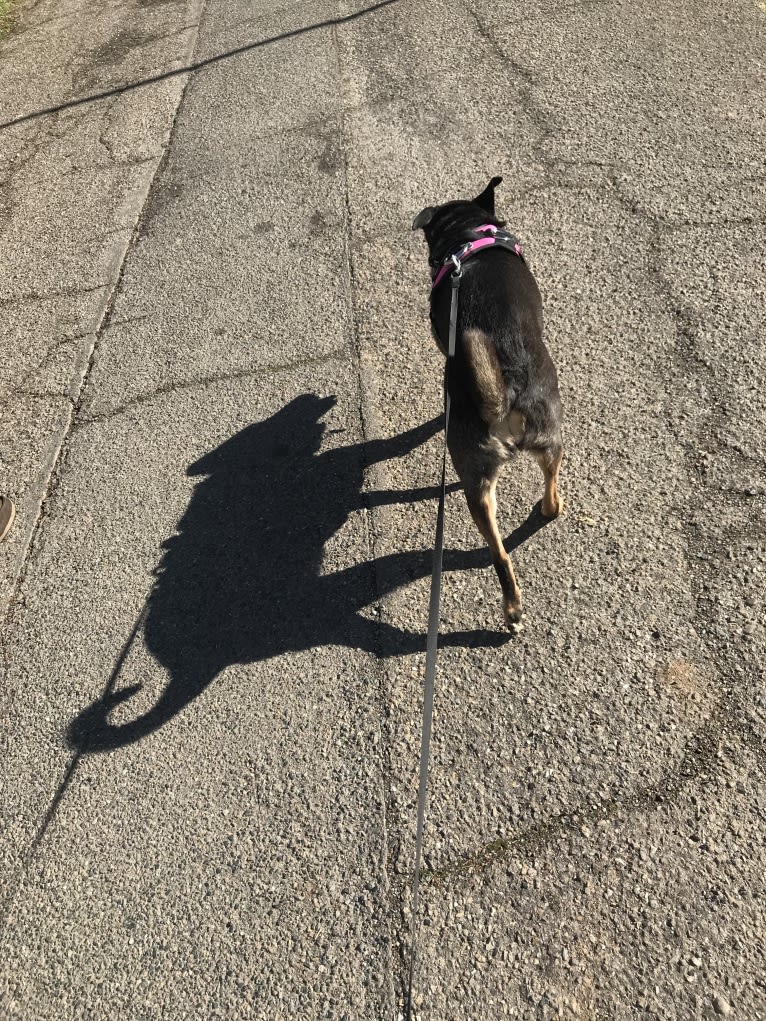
[405,256,462,1021]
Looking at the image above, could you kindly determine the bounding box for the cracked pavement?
[1,0,765,1018]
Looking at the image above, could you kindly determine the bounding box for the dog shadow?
[68,393,549,751]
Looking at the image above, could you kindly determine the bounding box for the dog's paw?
[503,598,524,630]
[541,496,564,519]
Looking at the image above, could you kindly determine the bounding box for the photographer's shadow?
[69,393,538,752]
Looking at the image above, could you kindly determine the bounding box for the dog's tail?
[462,328,508,425]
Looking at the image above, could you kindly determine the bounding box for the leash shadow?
[67,393,541,752]
[1,0,401,130]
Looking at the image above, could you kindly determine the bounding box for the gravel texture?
[1,0,765,1018]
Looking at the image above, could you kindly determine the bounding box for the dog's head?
[412,176,505,263]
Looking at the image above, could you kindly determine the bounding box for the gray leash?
[405,257,462,1021]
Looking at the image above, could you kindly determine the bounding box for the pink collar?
[431,223,523,291]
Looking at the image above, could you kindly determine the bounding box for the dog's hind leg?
[464,474,523,628]
[533,441,564,519]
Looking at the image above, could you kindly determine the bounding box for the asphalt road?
[1,0,765,1018]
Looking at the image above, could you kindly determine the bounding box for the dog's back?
[431,246,561,457]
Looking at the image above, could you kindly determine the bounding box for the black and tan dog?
[413,176,563,628]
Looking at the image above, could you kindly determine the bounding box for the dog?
[412,176,563,628]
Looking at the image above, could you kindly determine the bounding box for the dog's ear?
[473,175,503,215]
[412,206,436,231]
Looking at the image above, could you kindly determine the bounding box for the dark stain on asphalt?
[139,178,184,233]
[90,28,158,70]
[318,136,341,174]
[135,0,183,8]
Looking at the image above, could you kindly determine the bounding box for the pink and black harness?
[430,222,524,291]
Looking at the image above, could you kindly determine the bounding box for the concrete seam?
[332,16,400,1020]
